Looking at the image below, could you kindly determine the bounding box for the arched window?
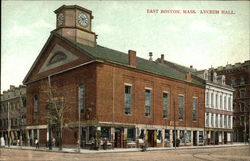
[33,95,39,121]
[48,52,66,65]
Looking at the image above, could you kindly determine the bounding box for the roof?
[52,32,204,86]
[156,58,198,73]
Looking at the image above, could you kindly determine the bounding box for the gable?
[39,44,79,73]
[23,34,94,84]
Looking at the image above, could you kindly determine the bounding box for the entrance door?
[193,131,197,146]
[224,132,227,144]
[215,132,219,145]
[114,128,122,148]
[147,130,156,147]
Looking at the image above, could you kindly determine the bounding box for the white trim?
[145,87,152,90]
[124,83,132,86]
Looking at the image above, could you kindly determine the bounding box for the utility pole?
[7,102,10,147]
[78,91,81,153]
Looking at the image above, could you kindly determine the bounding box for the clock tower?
[54,5,97,47]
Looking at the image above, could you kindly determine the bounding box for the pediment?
[39,44,79,73]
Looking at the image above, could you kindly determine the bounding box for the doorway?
[193,131,197,146]
[114,128,122,148]
[147,130,156,147]
[224,132,227,144]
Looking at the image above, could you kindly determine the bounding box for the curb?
[1,144,249,154]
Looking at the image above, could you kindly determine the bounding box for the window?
[33,95,39,121]
[228,97,231,111]
[215,94,218,108]
[240,103,245,112]
[124,85,132,115]
[127,128,135,143]
[206,92,209,106]
[48,52,66,65]
[211,114,214,127]
[220,95,222,109]
[199,131,204,143]
[228,116,231,129]
[163,92,169,118]
[157,130,162,143]
[206,113,209,127]
[224,115,227,128]
[240,89,246,98]
[139,129,145,139]
[192,98,197,121]
[231,78,236,86]
[79,85,85,113]
[178,95,184,120]
[180,130,185,143]
[240,76,245,85]
[224,96,227,110]
[220,115,223,128]
[145,89,151,116]
[211,93,214,107]
[215,114,218,128]
[186,131,191,143]
[240,116,244,126]
[101,127,111,141]
[165,129,170,142]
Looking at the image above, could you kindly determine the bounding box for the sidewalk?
[2,142,249,154]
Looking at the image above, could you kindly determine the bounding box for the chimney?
[149,52,153,61]
[128,50,136,67]
[190,65,193,69]
[160,54,165,63]
[185,72,192,82]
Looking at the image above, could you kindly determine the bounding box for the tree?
[43,84,71,151]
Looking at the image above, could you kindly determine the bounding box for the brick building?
[0,85,27,146]
[23,5,205,149]
[216,60,250,142]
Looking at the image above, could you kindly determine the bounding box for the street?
[0,146,250,161]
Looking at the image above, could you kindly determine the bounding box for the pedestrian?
[103,137,108,150]
[17,139,20,146]
[35,138,39,149]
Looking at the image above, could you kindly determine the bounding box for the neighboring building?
[0,85,27,145]
[156,56,234,145]
[23,5,205,149]
[195,69,234,144]
[216,61,250,142]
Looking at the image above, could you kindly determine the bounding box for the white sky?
[1,1,250,92]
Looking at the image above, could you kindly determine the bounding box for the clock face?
[78,12,89,27]
[57,13,64,26]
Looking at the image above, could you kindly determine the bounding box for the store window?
[165,129,170,142]
[127,128,135,143]
[101,127,110,141]
[199,131,204,143]
[180,130,185,143]
[186,131,191,143]
[157,130,162,143]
